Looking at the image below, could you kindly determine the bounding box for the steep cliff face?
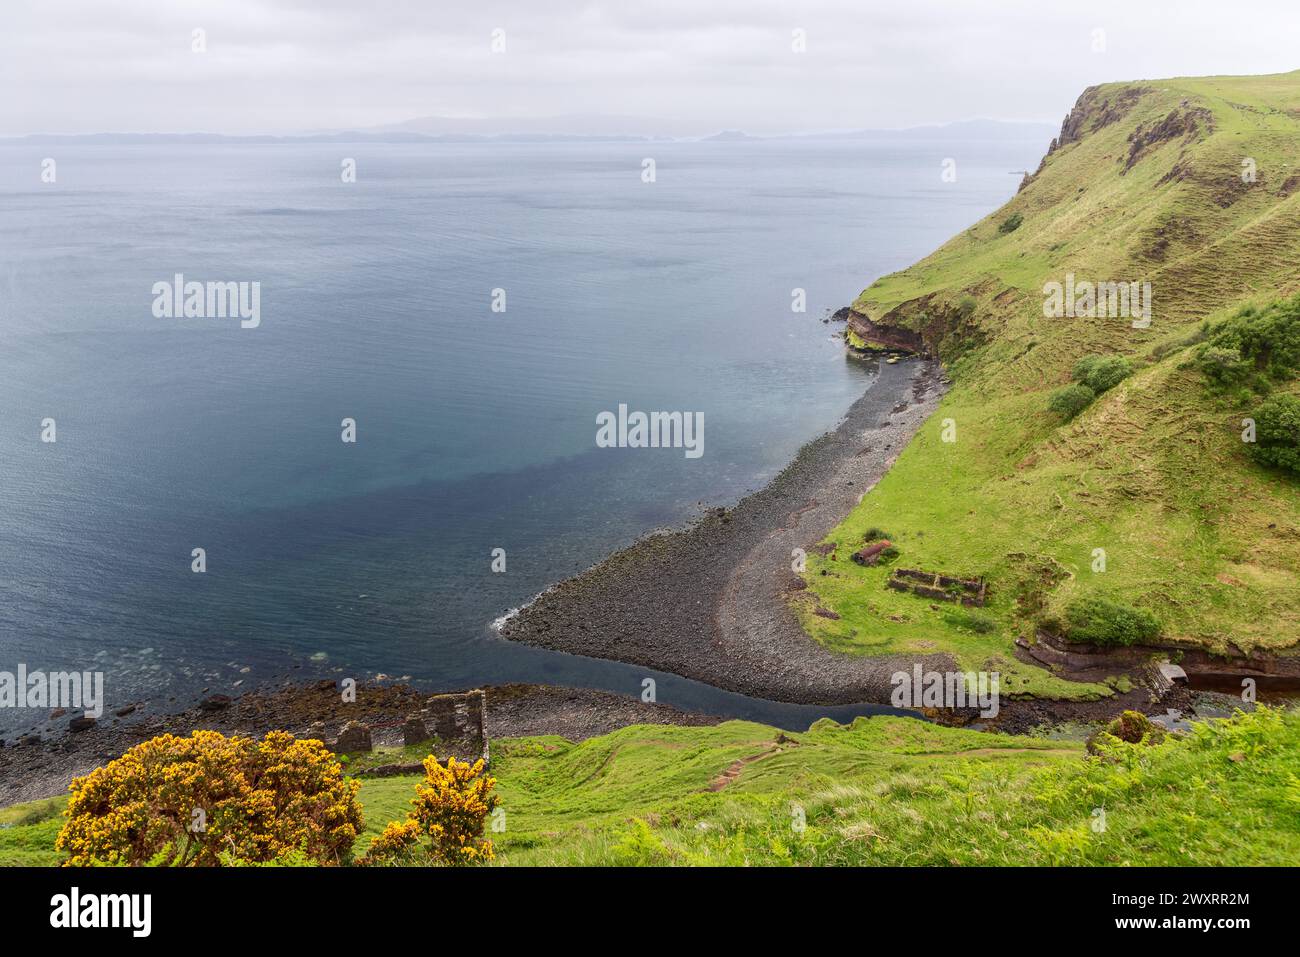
[846,291,992,360]
[850,71,1300,383]
[810,71,1300,666]
[1052,84,1149,153]
[844,310,927,355]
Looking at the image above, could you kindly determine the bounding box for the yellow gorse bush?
[56,729,363,867]
[361,754,499,866]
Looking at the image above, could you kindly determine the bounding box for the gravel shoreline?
[501,357,958,704]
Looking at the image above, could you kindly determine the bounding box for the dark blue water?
[0,135,1046,730]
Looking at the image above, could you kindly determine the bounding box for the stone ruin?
[852,539,893,566]
[322,689,489,771]
[888,567,987,606]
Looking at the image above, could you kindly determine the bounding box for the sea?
[0,130,1049,731]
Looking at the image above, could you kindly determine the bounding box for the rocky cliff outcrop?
[1019,84,1151,191]
[844,290,991,361]
[844,310,928,355]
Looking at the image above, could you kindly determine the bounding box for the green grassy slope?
[10,710,1293,867]
[0,797,66,866]
[803,72,1300,681]
[472,709,1299,865]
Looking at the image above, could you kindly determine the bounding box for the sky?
[3,0,1299,136]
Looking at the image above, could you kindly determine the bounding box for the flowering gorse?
[361,754,498,866]
[56,730,363,867]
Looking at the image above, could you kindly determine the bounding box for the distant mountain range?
[6,116,1055,145]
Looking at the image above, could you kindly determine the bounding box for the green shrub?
[1192,295,1300,390]
[1059,597,1160,647]
[1106,710,1165,745]
[1048,383,1095,419]
[997,212,1023,235]
[941,608,996,634]
[1248,394,1300,475]
[1086,710,1166,755]
[1071,354,1132,394]
[1072,355,1100,382]
[1194,345,1253,388]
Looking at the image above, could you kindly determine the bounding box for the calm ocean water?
[0,134,1045,729]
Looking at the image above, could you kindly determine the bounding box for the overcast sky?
[4,0,1299,136]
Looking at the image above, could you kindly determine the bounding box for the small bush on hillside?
[1072,354,1133,394]
[956,296,978,319]
[997,212,1023,234]
[56,730,363,867]
[1193,345,1254,388]
[1058,597,1161,647]
[1048,383,1096,419]
[941,608,997,634]
[1192,295,1300,390]
[1108,710,1166,745]
[1247,394,1300,475]
[1072,355,1101,382]
[1086,710,1166,756]
[360,755,498,866]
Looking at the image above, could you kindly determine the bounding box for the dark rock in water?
[69,716,96,733]
[829,306,852,323]
[314,679,337,692]
[199,694,232,712]
[19,734,42,747]
[402,716,430,747]
[114,704,136,718]
[332,720,372,754]
[50,708,67,719]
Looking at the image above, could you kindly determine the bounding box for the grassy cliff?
[801,71,1300,685]
[6,708,1297,866]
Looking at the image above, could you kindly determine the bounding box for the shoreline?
[498,354,1185,730]
[501,357,957,704]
